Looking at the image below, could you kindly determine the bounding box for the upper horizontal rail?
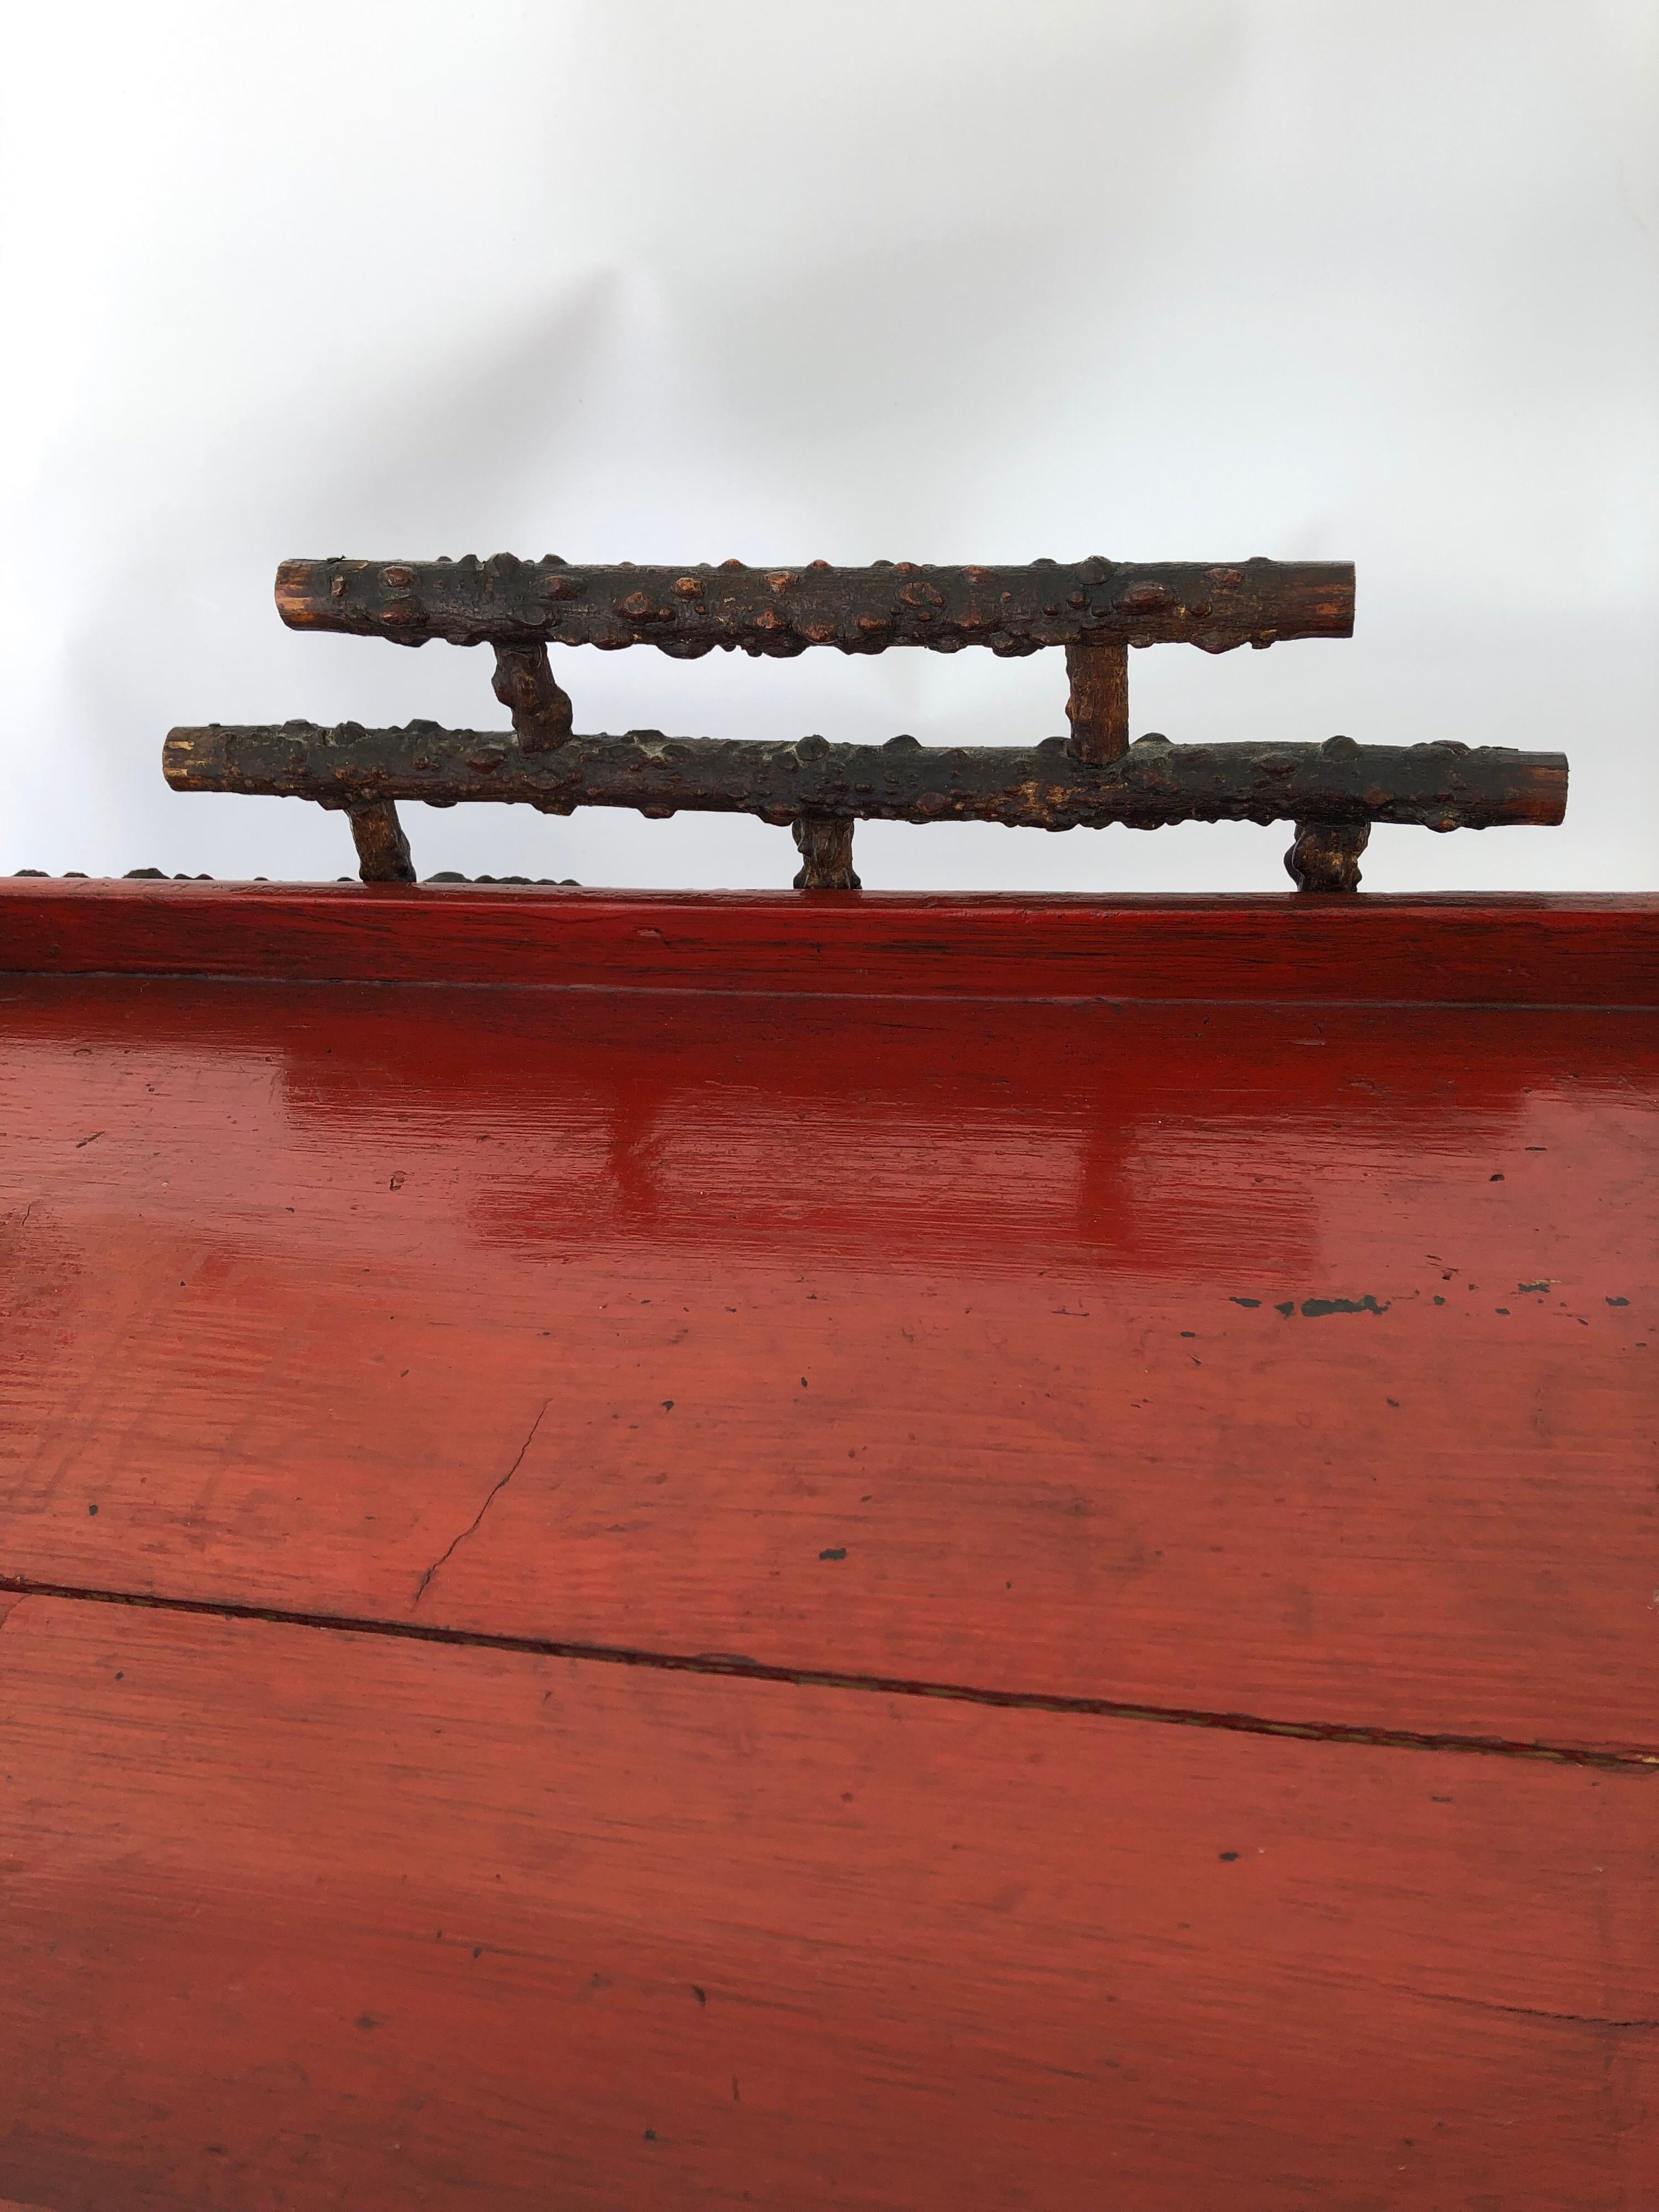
[275,556,1355,658]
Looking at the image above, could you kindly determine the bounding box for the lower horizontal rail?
[165,724,1567,833]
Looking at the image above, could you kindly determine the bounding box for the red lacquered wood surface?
[2,1595,1656,2212]
[2,957,1655,1752]
[2,878,1656,1003]
[1,886,1657,2209]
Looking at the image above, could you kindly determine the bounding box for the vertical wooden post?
[1065,641,1130,764]
[1285,822,1369,893]
[347,801,416,883]
[792,818,860,890]
[492,643,573,753]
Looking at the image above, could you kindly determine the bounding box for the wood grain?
[3,886,1657,2207]
[0,1595,1653,2212]
[2,969,1653,1753]
[2,882,1655,1004]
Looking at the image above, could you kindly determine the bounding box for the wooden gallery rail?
[163,555,1568,890]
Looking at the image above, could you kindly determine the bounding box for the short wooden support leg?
[1285,821,1369,893]
[792,817,860,890]
[492,643,573,753]
[1065,640,1130,764]
[347,800,416,883]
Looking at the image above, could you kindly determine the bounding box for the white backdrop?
[2,0,1654,892]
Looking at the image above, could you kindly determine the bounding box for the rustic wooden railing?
[161,556,1567,890]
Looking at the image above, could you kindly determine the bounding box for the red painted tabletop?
[1,885,1655,2211]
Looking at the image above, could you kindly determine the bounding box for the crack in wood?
[1401,1989,1659,2032]
[411,1401,549,1608]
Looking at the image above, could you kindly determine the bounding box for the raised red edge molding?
[0,881,1655,1005]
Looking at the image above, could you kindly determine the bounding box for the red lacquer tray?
[1,880,1655,2211]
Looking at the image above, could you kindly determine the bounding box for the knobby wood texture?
[0,1598,1655,2212]
[274,555,1355,655]
[490,640,573,752]
[244,556,1517,895]
[2,886,1656,2209]
[1286,819,1371,893]
[790,816,859,890]
[162,724,1568,834]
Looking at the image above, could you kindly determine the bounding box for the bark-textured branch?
[792,819,860,890]
[165,724,1566,833]
[347,800,415,883]
[275,556,1355,658]
[1065,640,1130,763]
[489,643,572,753]
[1285,822,1371,893]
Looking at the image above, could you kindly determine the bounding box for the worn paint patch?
[1300,1296,1390,1319]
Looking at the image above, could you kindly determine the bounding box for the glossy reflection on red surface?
[3,969,1654,1750]
[1,888,1656,2212]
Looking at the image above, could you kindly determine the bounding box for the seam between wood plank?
[5,1577,1656,1774]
